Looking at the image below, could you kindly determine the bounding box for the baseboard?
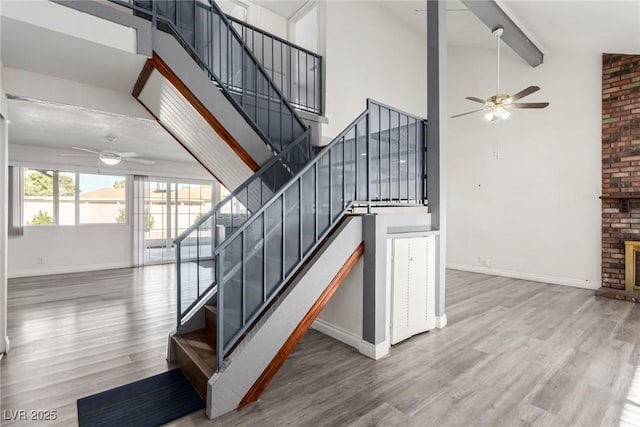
[311,318,389,360]
[8,262,133,279]
[446,263,600,290]
[435,314,447,329]
[1,336,10,357]
[358,340,389,360]
[312,318,362,350]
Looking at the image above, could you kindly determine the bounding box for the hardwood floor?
[1,266,177,426]
[2,268,640,426]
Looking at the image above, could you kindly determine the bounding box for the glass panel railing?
[117,0,311,156]
[227,16,323,115]
[214,100,426,369]
[175,131,312,321]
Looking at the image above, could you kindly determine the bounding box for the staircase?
[109,0,427,419]
[172,304,217,399]
[128,0,314,192]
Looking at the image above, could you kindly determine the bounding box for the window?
[79,174,126,224]
[23,169,55,226]
[143,179,217,264]
[22,168,127,226]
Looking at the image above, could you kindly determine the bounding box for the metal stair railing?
[173,129,312,324]
[226,15,322,115]
[111,0,313,158]
[212,99,427,370]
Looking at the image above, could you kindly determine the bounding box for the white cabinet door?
[390,236,435,345]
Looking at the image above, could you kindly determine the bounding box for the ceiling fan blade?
[510,102,549,109]
[60,154,95,158]
[508,86,540,102]
[451,108,485,119]
[118,152,139,158]
[122,157,156,165]
[465,97,487,104]
[71,146,101,155]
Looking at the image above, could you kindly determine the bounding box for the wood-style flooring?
[2,267,640,426]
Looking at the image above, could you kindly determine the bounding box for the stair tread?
[174,329,217,374]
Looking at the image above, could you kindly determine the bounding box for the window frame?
[21,167,129,227]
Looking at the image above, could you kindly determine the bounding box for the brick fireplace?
[601,53,640,292]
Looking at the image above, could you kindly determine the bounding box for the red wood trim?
[134,53,261,172]
[132,59,154,98]
[239,242,365,408]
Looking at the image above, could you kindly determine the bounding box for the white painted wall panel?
[8,224,132,278]
[447,46,601,289]
[321,1,427,139]
[1,0,136,54]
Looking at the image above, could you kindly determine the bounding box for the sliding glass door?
[143,178,218,265]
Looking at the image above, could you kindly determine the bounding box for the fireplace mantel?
[599,195,640,213]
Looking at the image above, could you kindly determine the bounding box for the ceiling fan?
[60,135,156,166]
[451,27,549,121]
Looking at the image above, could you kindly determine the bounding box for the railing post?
[217,251,224,371]
[423,120,428,202]
[241,232,246,326]
[328,149,332,222]
[196,228,201,299]
[176,241,181,327]
[151,0,157,29]
[281,194,286,280]
[366,108,372,214]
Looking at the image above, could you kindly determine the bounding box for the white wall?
[1,0,137,55]
[446,46,601,289]
[321,1,427,139]
[216,0,288,40]
[292,5,318,53]
[8,223,132,278]
[4,67,151,119]
[314,258,363,339]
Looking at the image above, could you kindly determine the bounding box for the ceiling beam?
[460,0,544,67]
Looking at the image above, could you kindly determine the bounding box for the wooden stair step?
[172,329,216,400]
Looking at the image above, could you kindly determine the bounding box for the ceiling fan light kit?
[451,26,549,121]
[99,151,122,166]
[60,135,156,166]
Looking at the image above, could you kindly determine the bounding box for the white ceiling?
[7,98,194,163]
[4,0,639,171]
[2,9,196,168]
[377,0,640,54]
[254,0,640,55]
[500,0,640,54]
[251,0,308,19]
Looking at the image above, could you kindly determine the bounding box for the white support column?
[0,68,9,356]
[1,0,9,352]
[427,0,447,326]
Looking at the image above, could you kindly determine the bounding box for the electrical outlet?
[477,257,491,268]
[37,257,45,265]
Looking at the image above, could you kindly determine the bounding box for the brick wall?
[602,53,640,289]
